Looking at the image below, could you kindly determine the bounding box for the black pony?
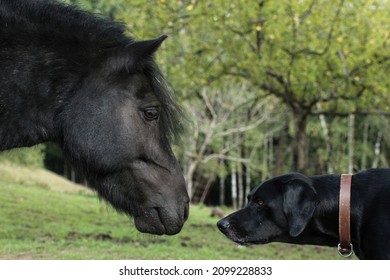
[0,0,189,235]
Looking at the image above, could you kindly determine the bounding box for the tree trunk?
[292,113,308,173]
[219,147,226,206]
[64,161,69,179]
[185,161,198,200]
[361,120,369,170]
[219,171,225,206]
[237,146,244,208]
[199,166,218,204]
[231,163,238,210]
[273,122,288,176]
[317,105,333,173]
[70,166,76,182]
[348,114,355,173]
[372,132,382,168]
[245,164,251,199]
[262,135,269,181]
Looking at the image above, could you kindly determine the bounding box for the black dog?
[217,168,390,259]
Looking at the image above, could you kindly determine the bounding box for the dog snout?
[217,218,230,233]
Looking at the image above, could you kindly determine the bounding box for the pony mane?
[145,64,184,143]
[0,0,132,49]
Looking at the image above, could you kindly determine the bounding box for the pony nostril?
[183,204,189,221]
[217,219,230,232]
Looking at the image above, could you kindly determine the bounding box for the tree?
[203,0,390,171]
[180,84,280,201]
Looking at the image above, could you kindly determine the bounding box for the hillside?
[0,163,346,260]
[0,163,91,194]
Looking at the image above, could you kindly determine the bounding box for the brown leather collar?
[338,174,354,257]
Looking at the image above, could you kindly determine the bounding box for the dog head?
[217,173,318,245]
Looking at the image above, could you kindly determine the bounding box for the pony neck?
[0,91,57,151]
[0,59,69,151]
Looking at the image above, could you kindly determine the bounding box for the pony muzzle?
[134,203,189,235]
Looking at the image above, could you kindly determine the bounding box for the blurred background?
[0,0,389,259]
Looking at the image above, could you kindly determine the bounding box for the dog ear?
[280,174,318,237]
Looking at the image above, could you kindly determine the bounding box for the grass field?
[0,163,351,260]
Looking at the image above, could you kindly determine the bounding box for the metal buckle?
[338,243,354,257]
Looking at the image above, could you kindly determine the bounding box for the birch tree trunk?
[237,145,244,208]
[219,170,225,206]
[348,114,355,173]
[372,132,382,168]
[292,112,308,173]
[361,120,369,170]
[273,123,288,176]
[262,135,269,181]
[231,163,238,210]
[185,161,198,200]
[245,164,251,200]
[318,104,333,173]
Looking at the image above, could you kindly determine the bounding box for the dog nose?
[217,218,230,233]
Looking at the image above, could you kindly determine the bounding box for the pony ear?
[280,175,318,237]
[106,35,168,75]
[128,34,168,61]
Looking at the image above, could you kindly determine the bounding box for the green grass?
[0,163,351,260]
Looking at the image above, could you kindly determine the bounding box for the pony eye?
[143,107,160,121]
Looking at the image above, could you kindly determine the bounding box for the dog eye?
[256,199,265,207]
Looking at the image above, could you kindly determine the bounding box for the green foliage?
[0,145,45,168]
[95,0,389,170]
